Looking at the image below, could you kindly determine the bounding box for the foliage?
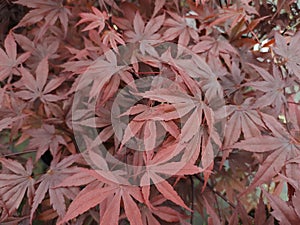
[0,0,300,224]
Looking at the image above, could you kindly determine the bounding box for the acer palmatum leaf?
[26,124,67,162]
[13,33,60,68]
[124,11,164,57]
[76,6,108,34]
[204,197,222,225]
[141,194,182,224]
[246,64,288,115]
[77,50,127,100]
[102,28,125,53]
[15,57,65,104]
[0,158,35,214]
[233,114,300,194]
[60,169,143,225]
[273,32,300,78]
[216,98,264,147]
[0,32,30,82]
[262,189,300,225]
[15,0,71,40]
[163,11,199,46]
[30,155,80,223]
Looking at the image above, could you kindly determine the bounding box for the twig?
[1,149,37,157]
[193,174,236,209]
[190,176,194,225]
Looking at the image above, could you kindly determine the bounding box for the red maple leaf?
[125,11,165,56]
[233,114,300,193]
[262,189,300,225]
[216,98,266,147]
[246,64,289,115]
[15,57,65,104]
[57,168,144,225]
[15,0,72,40]
[76,50,129,100]
[26,124,67,161]
[76,6,109,34]
[0,33,30,82]
[140,195,183,224]
[163,11,199,46]
[102,29,125,53]
[0,158,35,215]
[273,32,300,78]
[30,155,80,222]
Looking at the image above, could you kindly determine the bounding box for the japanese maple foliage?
[0,0,300,224]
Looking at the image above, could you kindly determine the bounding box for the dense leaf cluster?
[0,0,300,224]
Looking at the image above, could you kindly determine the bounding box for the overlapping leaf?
[15,57,65,103]
[0,33,30,82]
[76,6,108,33]
[30,155,80,223]
[273,32,300,78]
[58,169,143,225]
[26,124,67,161]
[233,114,300,192]
[0,158,35,215]
[163,11,199,46]
[15,0,71,39]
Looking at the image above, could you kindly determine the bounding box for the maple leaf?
[262,189,300,225]
[0,158,35,215]
[192,36,238,56]
[15,57,65,104]
[102,29,125,53]
[160,49,224,102]
[143,87,221,171]
[76,6,108,33]
[254,196,274,225]
[26,124,67,161]
[58,169,144,225]
[216,98,266,148]
[140,56,221,182]
[125,12,164,55]
[76,50,129,99]
[273,32,300,78]
[246,64,288,115]
[163,11,199,46]
[219,59,245,97]
[30,155,80,223]
[139,139,203,210]
[15,0,71,40]
[0,92,30,137]
[72,104,114,151]
[125,11,164,43]
[192,36,238,67]
[233,114,300,192]
[0,32,30,82]
[140,195,183,225]
[13,33,60,69]
[118,103,180,159]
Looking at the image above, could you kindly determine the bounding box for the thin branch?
[190,176,194,225]
[1,149,37,157]
[193,174,236,209]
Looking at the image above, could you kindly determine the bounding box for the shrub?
[0,0,300,224]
